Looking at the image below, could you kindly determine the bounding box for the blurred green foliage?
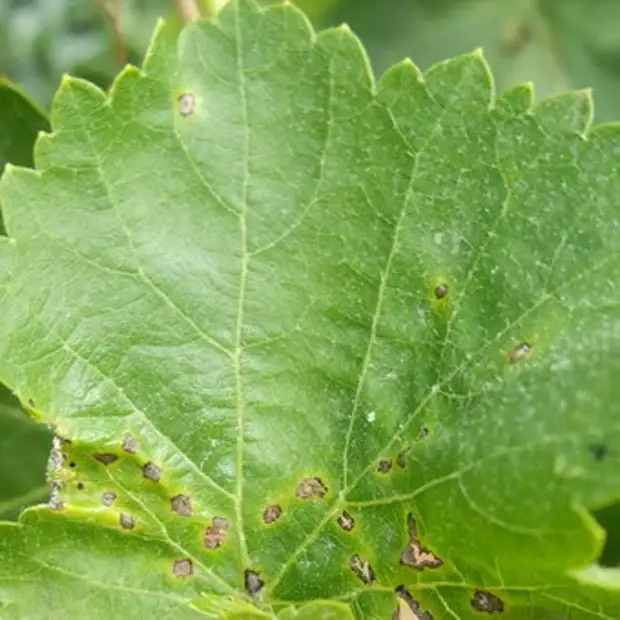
[3,0,620,120]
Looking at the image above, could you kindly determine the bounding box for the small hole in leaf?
[296,477,328,499]
[101,492,116,507]
[400,513,443,570]
[142,462,161,482]
[244,569,264,597]
[204,517,229,549]
[377,458,392,474]
[93,453,119,466]
[178,93,196,117]
[395,586,434,620]
[337,510,355,532]
[27,398,35,408]
[122,434,139,454]
[76,482,85,491]
[171,494,192,517]
[349,554,375,585]
[471,589,504,613]
[263,504,282,524]
[589,443,608,462]
[508,342,531,363]
[434,283,448,299]
[120,513,135,530]
[172,558,193,578]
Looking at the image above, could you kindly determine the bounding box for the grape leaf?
[326,0,620,122]
[1,1,620,618]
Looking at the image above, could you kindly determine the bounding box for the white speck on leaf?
[367,411,376,423]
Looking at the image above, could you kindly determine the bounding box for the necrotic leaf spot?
[204,516,229,549]
[508,342,531,363]
[120,513,135,530]
[377,458,392,474]
[142,462,161,482]
[400,513,443,570]
[244,569,265,596]
[263,504,282,524]
[93,453,119,465]
[171,494,192,517]
[122,434,139,454]
[337,510,355,532]
[434,283,448,299]
[296,477,328,499]
[102,492,116,507]
[172,559,193,578]
[395,586,434,620]
[471,589,504,613]
[76,482,85,491]
[349,555,376,585]
[178,93,195,117]
[589,443,608,461]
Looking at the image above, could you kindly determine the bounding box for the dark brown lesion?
[263,504,283,524]
[471,589,504,613]
[204,516,230,549]
[400,513,443,570]
[349,554,376,585]
[394,585,434,620]
[377,458,393,474]
[141,461,161,482]
[434,283,449,299]
[296,477,328,499]
[337,510,355,532]
[244,569,265,596]
[170,494,192,517]
[93,452,119,465]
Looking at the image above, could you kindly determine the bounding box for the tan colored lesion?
[399,513,443,570]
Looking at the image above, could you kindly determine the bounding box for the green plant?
[1,1,620,618]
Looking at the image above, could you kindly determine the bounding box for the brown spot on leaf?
[27,398,35,408]
[349,554,375,585]
[377,458,393,474]
[400,513,443,570]
[296,477,328,499]
[397,449,409,468]
[471,589,504,613]
[394,586,434,620]
[142,461,161,482]
[171,494,192,516]
[178,93,196,117]
[172,558,193,578]
[434,283,448,299]
[76,482,85,491]
[120,513,135,530]
[122,434,139,454]
[263,504,282,524]
[69,461,76,468]
[204,516,229,549]
[419,425,429,439]
[244,569,264,596]
[93,453,119,466]
[508,342,531,363]
[589,443,608,462]
[337,510,355,532]
[101,492,116,507]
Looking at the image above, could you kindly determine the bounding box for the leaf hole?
[142,461,161,482]
[349,554,375,585]
[296,477,328,499]
[204,516,229,549]
[262,504,282,524]
[93,452,119,466]
[337,510,355,532]
[172,558,193,578]
[394,585,434,620]
[171,494,192,517]
[471,589,505,613]
[400,513,443,570]
[244,569,264,597]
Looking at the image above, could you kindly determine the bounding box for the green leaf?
[0,1,620,617]
[327,0,620,122]
[0,386,51,520]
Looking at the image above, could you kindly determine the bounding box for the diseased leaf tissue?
[1,1,620,618]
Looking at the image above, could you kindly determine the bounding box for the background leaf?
[1,1,620,618]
